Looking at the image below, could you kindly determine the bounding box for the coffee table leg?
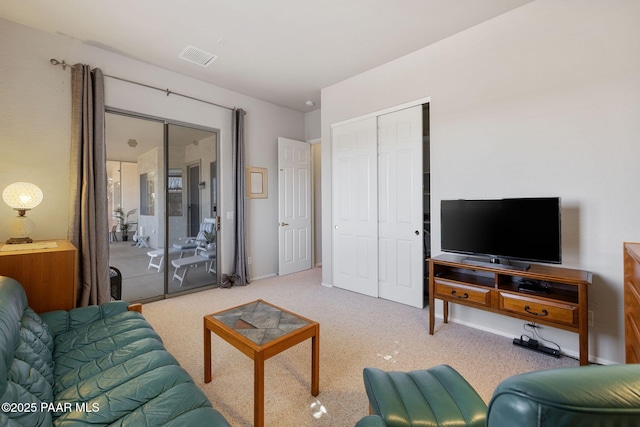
[254,352,265,427]
[204,320,212,383]
[311,325,320,396]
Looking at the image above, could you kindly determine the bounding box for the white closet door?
[331,117,378,297]
[378,106,424,308]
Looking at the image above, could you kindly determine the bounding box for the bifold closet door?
[331,117,378,297]
[378,106,423,308]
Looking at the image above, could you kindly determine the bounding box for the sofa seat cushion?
[1,277,229,426]
[45,309,229,426]
[363,365,487,427]
[51,310,158,376]
[53,365,220,426]
[53,336,165,394]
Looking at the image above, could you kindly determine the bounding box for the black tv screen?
[440,198,561,265]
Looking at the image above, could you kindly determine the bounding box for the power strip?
[513,337,560,358]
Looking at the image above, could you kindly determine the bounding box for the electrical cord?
[520,322,600,365]
[523,323,561,352]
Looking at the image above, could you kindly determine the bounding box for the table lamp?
[2,182,43,244]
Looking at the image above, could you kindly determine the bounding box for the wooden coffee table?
[203,299,320,427]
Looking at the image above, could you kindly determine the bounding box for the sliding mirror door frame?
[167,122,219,294]
[106,107,220,302]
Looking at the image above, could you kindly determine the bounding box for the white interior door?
[278,137,312,276]
[378,106,423,307]
[331,117,378,297]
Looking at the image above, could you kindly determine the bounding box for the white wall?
[306,109,323,266]
[0,18,305,279]
[137,148,162,249]
[321,0,640,364]
[305,109,321,141]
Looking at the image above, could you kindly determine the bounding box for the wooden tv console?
[428,254,592,365]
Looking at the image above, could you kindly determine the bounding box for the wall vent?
[178,45,218,67]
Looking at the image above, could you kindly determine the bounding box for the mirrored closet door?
[166,123,218,294]
[106,111,219,302]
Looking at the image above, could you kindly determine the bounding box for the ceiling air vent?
[178,45,218,67]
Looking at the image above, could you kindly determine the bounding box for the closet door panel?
[332,117,378,297]
[378,106,423,308]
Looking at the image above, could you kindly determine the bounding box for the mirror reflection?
[167,123,218,294]
[106,112,218,302]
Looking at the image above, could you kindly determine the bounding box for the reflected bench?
[171,249,216,286]
[147,248,191,272]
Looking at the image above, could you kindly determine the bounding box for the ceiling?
[0,0,533,112]
[105,113,215,163]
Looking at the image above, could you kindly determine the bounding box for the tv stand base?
[428,254,592,365]
[461,256,530,271]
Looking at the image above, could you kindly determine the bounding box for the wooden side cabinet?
[624,242,640,363]
[429,254,592,365]
[0,240,77,313]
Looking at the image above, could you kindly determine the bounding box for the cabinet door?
[332,117,378,297]
[0,241,76,312]
[378,106,424,308]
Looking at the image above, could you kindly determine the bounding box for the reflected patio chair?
[173,218,216,251]
[170,217,217,285]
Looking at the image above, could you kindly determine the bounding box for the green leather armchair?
[487,363,640,427]
[357,364,640,427]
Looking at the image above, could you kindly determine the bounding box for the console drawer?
[435,281,490,306]
[499,292,578,327]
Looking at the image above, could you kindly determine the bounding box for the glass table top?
[211,301,310,346]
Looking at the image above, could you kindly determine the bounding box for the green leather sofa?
[357,363,640,427]
[0,276,230,426]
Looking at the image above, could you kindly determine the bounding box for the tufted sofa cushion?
[0,276,229,426]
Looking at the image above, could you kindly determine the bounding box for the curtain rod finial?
[50,58,69,70]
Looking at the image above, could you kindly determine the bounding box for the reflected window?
[168,168,183,216]
[139,172,155,216]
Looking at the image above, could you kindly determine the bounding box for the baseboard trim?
[250,273,277,282]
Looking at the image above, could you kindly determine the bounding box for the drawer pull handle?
[524,306,548,317]
[451,290,469,299]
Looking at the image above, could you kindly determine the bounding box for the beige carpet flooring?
[141,267,578,427]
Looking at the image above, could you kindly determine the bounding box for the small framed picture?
[246,167,268,199]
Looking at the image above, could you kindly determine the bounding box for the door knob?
[415,230,420,236]
[334,225,339,229]
[280,222,289,227]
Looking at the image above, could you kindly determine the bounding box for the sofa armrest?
[40,301,132,338]
[487,364,640,427]
[128,303,142,313]
[354,415,387,427]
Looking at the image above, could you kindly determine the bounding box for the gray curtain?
[231,108,250,285]
[69,64,110,306]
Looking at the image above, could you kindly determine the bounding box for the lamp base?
[5,237,33,244]
[6,215,36,244]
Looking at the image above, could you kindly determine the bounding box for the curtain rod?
[50,58,240,113]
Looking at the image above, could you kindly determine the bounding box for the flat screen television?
[440,197,561,269]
